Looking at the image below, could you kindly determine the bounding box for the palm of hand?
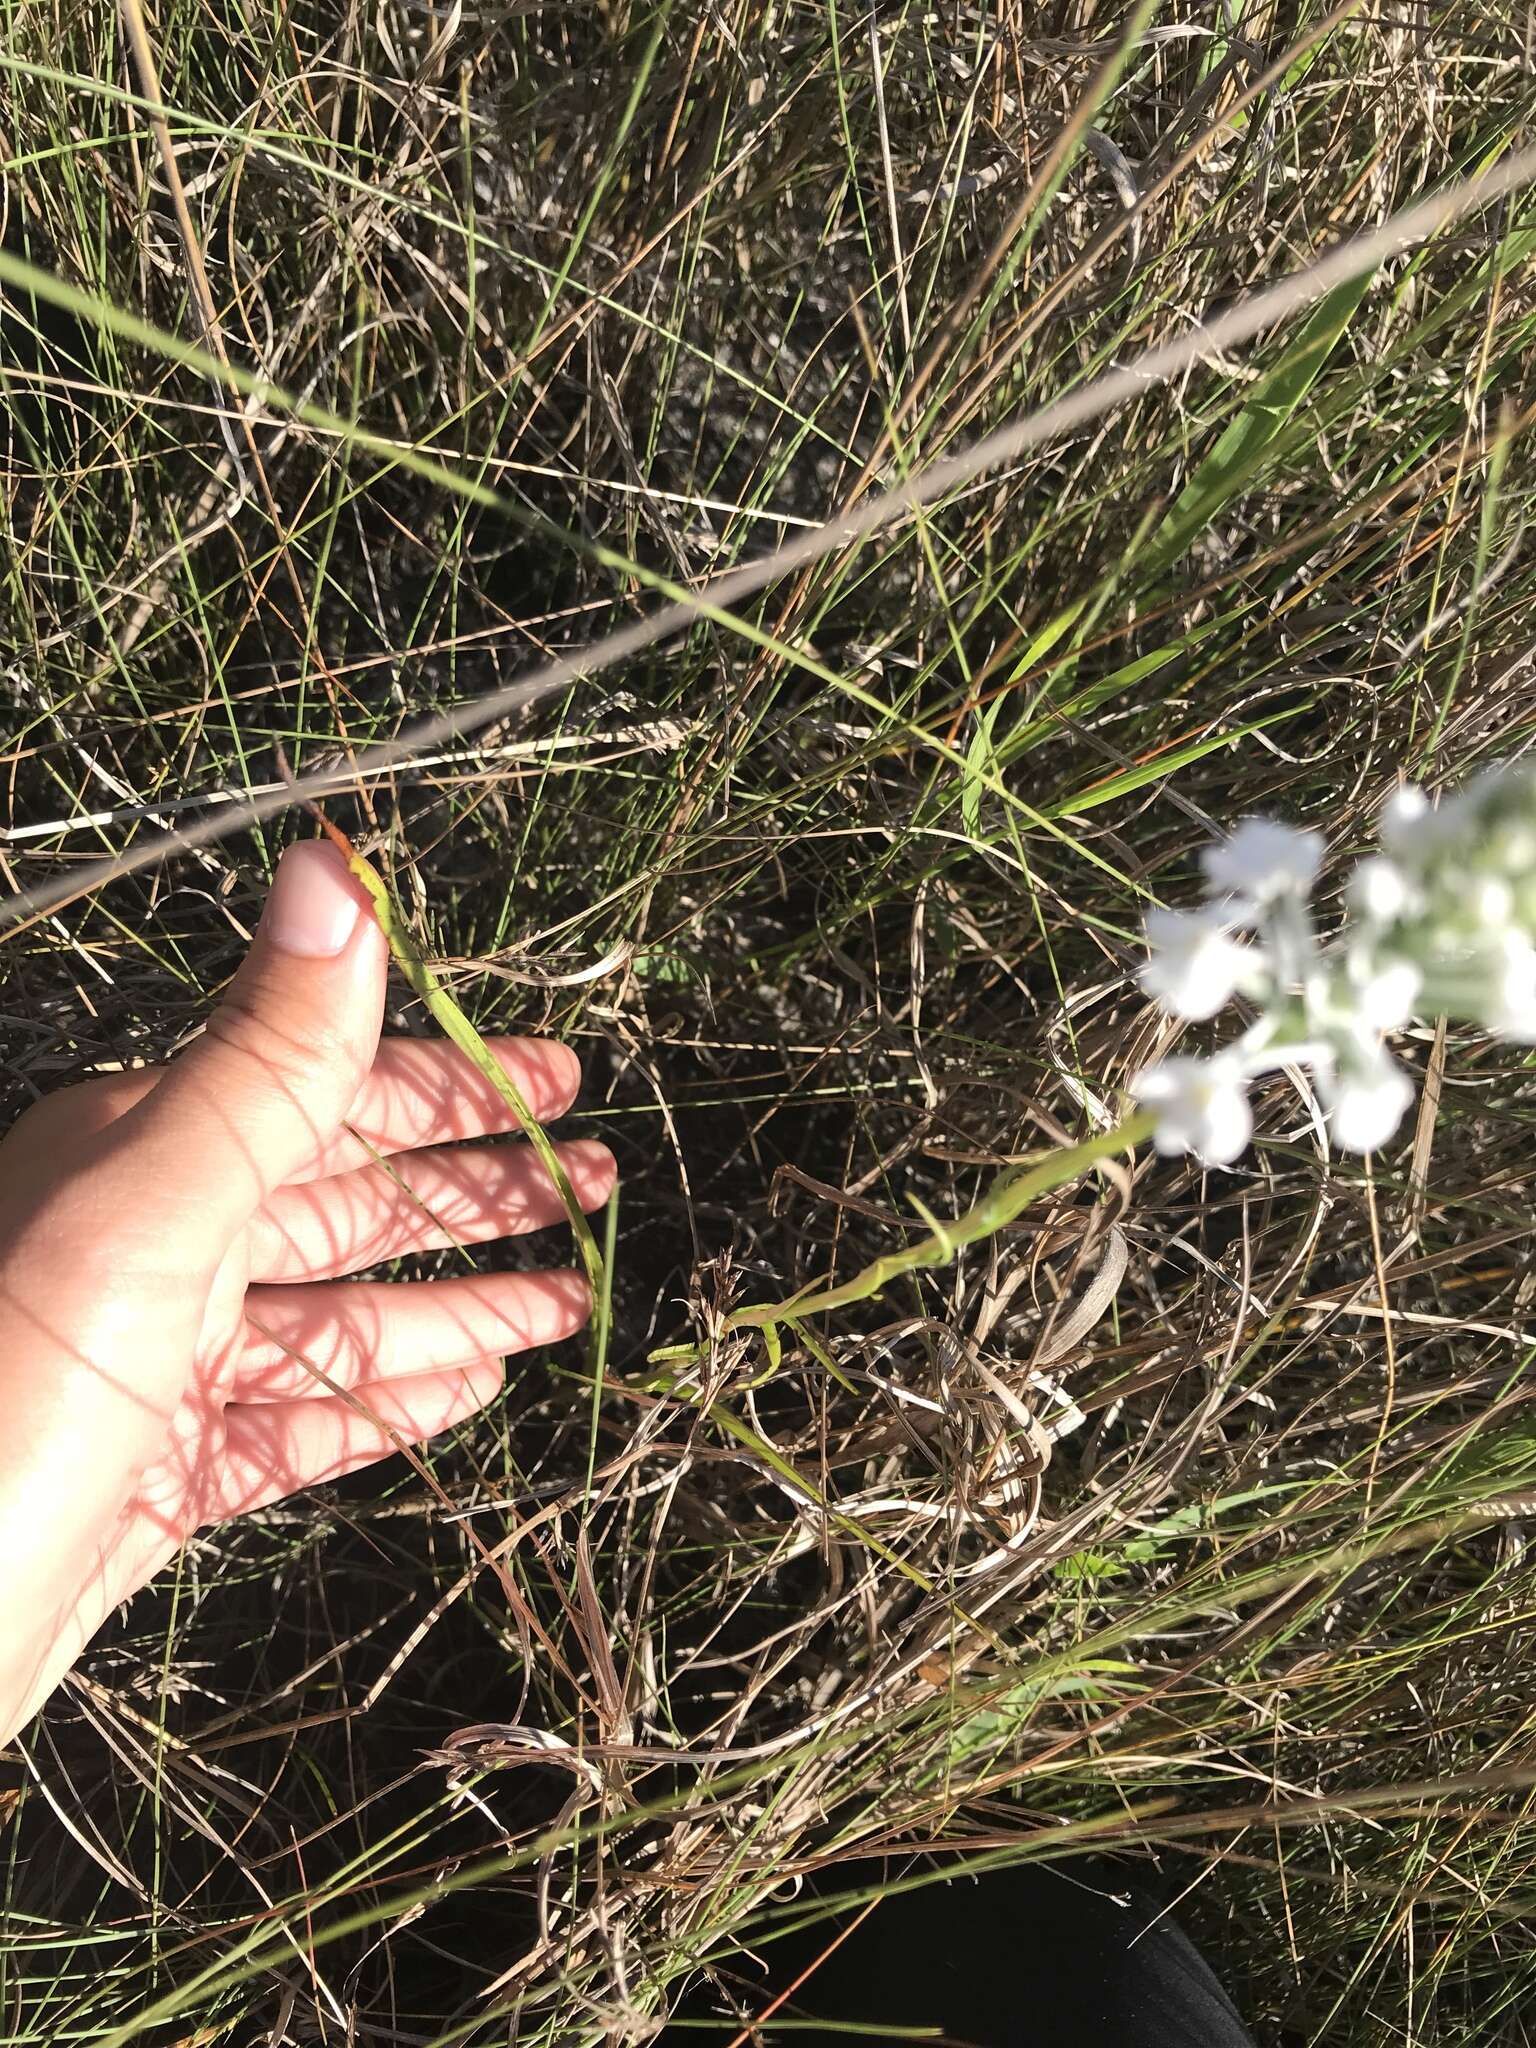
[0,843,614,1739]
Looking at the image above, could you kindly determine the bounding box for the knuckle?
[3,1072,143,1148]
[204,983,364,1095]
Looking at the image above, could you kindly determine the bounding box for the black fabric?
[763,1859,1258,2046]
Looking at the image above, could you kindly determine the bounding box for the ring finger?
[239,1268,592,1400]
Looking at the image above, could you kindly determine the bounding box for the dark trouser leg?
[776,1859,1257,2047]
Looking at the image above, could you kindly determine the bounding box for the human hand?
[0,841,615,1742]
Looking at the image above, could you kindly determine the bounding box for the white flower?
[1379,780,1484,866]
[1485,931,1536,1042]
[1470,876,1515,929]
[1319,1049,1414,1153]
[1201,818,1324,906]
[1125,765,1536,1169]
[1379,784,1429,857]
[1134,1056,1253,1166]
[1347,856,1413,924]
[1352,958,1421,1031]
[1140,907,1254,1021]
[1486,821,1536,876]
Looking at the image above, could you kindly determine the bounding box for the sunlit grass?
[4,3,1536,2043]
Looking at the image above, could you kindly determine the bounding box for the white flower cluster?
[1133,764,1536,1166]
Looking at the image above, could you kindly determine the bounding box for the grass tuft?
[5,3,1536,2042]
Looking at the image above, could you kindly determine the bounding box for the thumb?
[121,839,387,1235]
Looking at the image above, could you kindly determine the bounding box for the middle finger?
[249,1137,616,1283]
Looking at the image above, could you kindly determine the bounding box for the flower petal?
[1134,1056,1253,1166]
[1201,818,1324,903]
[1322,1053,1414,1152]
[1379,784,1429,855]
[1353,960,1421,1031]
[1140,908,1250,1021]
[1346,856,1412,924]
[1487,932,1536,1042]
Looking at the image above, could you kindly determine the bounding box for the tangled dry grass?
[5,2,1536,2042]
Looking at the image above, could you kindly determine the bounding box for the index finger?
[16,1036,585,1182]
[293,1035,585,1181]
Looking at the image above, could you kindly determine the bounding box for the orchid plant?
[1134,764,1536,1165]
[665,766,1536,1366]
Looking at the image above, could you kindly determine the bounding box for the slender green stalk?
[731,1112,1153,1332]
[341,840,606,1319]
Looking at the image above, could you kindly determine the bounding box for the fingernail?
[263,841,363,958]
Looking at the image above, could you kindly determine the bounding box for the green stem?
[731,1112,1152,1332]
[345,848,607,1318]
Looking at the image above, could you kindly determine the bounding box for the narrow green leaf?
[1147,267,1376,574]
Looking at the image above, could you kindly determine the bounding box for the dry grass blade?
[2,141,1533,927]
